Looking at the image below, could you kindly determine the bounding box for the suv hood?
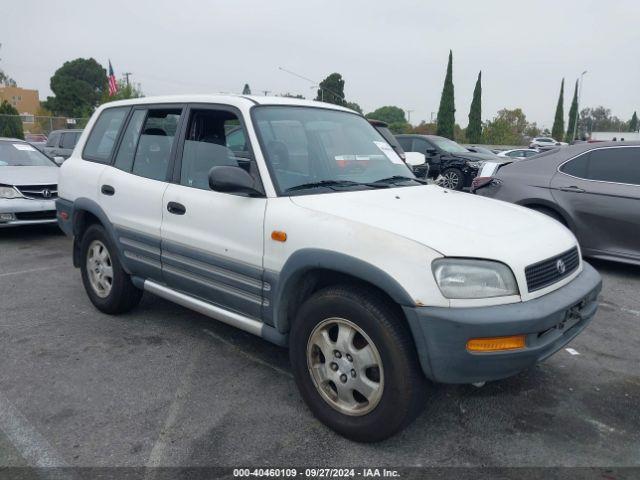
[290,185,576,269]
[0,166,59,186]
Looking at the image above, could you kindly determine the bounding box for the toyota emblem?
[42,189,52,198]
[556,259,566,274]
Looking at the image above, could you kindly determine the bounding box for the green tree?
[315,73,345,105]
[466,71,482,143]
[43,58,107,118]
[436,50,455,139]
[365,106,406,124]
[0,100,24,139]
[565,79,579,142]
[344,101,362,114]
[242,83,251,95]
[482,108,533,145]
[0,44,16,87]
[100,78,144,105]
[279,92,305,99]
[577,106,627,137]
[629,111,638,132]
[551,78,564,141]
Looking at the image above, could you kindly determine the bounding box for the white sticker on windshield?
[373,141,403,164]
[13,143,36,151]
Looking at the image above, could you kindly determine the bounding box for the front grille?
[14,210,57,221]
[15,184,58,200]
[525,247,580,292]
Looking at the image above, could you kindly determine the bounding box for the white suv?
[56,95,602,441]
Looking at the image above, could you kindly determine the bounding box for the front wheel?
[439,168,464,190]
[80,224,142,314]
[289,285,426,442]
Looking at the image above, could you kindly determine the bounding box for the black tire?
[530,206,568,227]
[440,167,464,190]
[289,285,427,442]
[80,224,142,314]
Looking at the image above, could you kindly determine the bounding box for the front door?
[160,105,267,320]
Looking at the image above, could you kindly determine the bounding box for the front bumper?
[404,262,602,384]
[0,198,57,228]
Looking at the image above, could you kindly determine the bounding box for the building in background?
[0,85,40,115]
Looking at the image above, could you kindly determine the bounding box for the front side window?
[179,109,257,190]
[253,106,416,195]
[131,109,182,181]
[429,136,468,154]
[61,132,78,149]
[114,109,147,172]
[83,107,129,163]
[397,137,412,151]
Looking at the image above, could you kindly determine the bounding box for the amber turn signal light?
[466,335,526,352]
[271,231,287,242]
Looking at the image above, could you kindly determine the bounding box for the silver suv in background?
[43,129,83,160]
[529,136,567,150]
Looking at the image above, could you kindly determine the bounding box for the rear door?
[160,104,267,320]
[98,105,184,281]
[550,146,640,259]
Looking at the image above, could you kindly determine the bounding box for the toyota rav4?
[56,95,602,442]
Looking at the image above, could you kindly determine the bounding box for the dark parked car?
[43,129,83,160]
[396,134,497,190]
[475,142,640,266]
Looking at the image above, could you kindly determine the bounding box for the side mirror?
[425,147,438,156]
[208,166,262,196]
[53,156,64,166]
[404,151,426,167]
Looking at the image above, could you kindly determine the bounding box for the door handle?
[559,186,585,193]
[101,184,115,196]
[167,201,186,215]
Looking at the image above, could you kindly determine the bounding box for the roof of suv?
[99,94,356,113]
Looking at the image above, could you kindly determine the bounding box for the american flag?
[108,60,118,96]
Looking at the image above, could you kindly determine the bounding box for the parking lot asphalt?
[0,225,639,469]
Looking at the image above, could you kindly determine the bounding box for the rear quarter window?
[83,107,129,163]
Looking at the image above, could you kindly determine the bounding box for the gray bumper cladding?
[404,262,602,384]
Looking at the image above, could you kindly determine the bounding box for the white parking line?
[0,390,68,467]
[0,265,66,278]
[202,328,293,378]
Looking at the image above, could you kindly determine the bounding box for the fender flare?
[267,248,415,333]
[68,198,127,272]
[515,198,574,230]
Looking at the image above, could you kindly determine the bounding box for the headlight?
[0,186,23,199]
[432,258,519,299]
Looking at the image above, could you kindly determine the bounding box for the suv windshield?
[430,136,469,154]
[0,142,55,167]
[253,106,417,194]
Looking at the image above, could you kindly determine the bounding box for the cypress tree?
[242,83,251,95]
[466,71,482,143]
[436,50,455,139]
[565,79,579,142]
[629,111,638,132]
[551,79,564,141]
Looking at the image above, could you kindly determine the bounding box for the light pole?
[572,70,587,141]
[406,109,414,124]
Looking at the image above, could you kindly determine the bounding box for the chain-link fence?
[0,114,89,139]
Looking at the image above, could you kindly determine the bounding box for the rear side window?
[114,109,147,172]
[46,132,60,147]
[131,108,182,181]
[61,132,78,149]
[83,108,129,163]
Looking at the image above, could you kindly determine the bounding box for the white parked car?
[497,148,540,160]
[56,95,602,441]
[529,137,567,150]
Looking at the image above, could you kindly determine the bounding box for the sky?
[2,0,639,130]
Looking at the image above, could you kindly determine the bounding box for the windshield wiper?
[371,175,426,185]
[285,180,365,193]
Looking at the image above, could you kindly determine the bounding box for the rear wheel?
[439,168,464,190]
[80,224,142,314]
[289,285,426,442]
